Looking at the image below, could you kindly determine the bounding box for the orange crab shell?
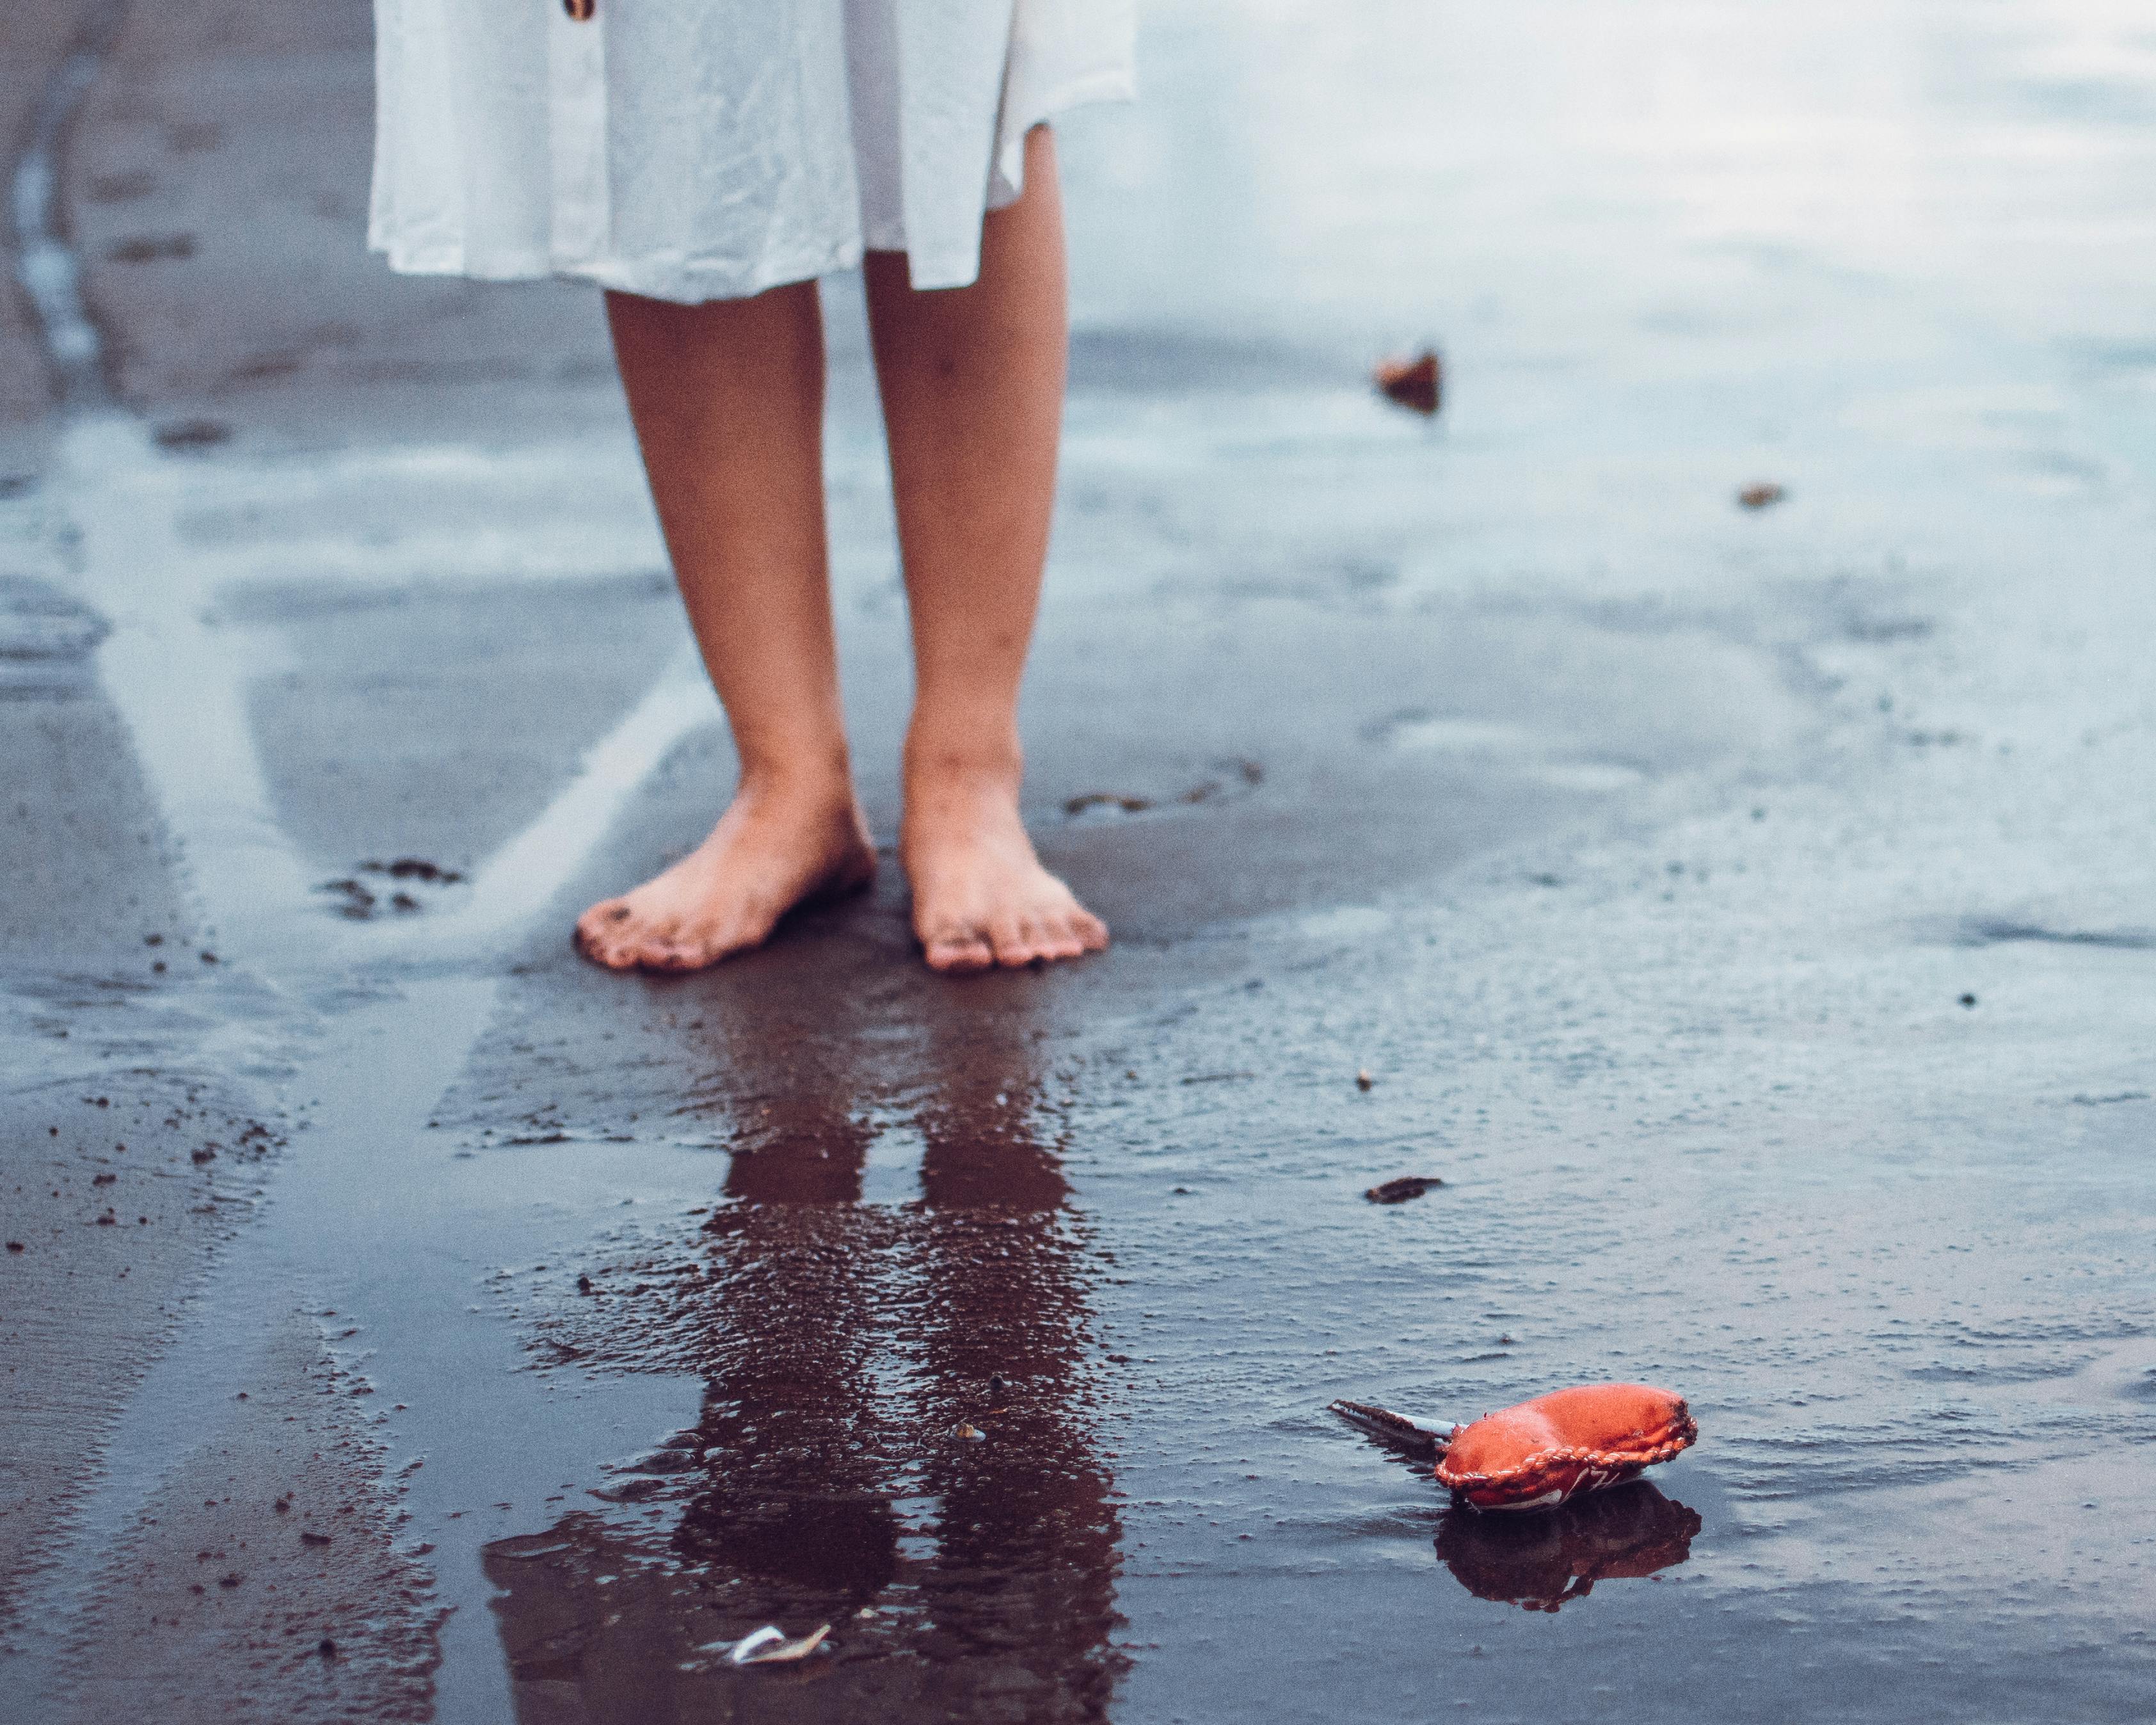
[1435,1383,1697,1511]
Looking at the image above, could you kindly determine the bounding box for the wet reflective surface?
[1435,1485,1702,1614]
[478,996,1124,1720]
[4,0,2156,1721]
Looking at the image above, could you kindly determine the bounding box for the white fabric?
[369,0,1134,298]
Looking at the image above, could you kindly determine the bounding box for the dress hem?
[368,71,1134,303]
[369,239,870,303]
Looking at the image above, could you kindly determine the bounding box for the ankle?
[902,726,1022,795]
[733,751,860,816]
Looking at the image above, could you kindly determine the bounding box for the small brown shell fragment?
[1374,350,1442,416]
[1737,481,1785,509]
[563,0,595,19]
[1365,1175,1442,1204]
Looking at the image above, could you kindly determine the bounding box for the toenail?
[607,906,631,922]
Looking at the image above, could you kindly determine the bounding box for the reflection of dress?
[369,0,1136,298]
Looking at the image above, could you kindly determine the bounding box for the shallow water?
[4,0,2155,1719]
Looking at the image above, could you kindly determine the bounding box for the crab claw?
[1327,1399,1456,1459]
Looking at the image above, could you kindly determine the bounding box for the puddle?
[1434,1482,1702,1612]
[1361,710,1650,793]
[1519,760,1649,793]
[1292,904,1397,942]
[0,575,109,699]
[1951,917,2156,952]
[1363,713,1532,753]
[466,1007,1125,1720]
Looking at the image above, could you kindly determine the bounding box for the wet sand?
[3,0,2155,1719]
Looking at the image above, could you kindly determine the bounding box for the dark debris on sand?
[1373,350,1442,416]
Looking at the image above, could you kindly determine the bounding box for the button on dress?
[369,0,1135,300]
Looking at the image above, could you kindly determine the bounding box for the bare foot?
[574,779,875,972]
[902,765,1109,974]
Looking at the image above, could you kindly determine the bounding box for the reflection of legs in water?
[482,984,1124,1719]
[477,1072,909,1716]
[673,1102,902,1614]
[906,1047,1125,1716]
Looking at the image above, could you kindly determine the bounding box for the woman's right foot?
[900,760,1109,974]
[573,777,876,972]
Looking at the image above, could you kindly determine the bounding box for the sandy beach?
[4,1,2154,1719]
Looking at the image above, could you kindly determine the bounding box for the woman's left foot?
[901,765,1108,974]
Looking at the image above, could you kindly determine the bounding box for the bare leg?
[574,284,875,971]
[866,127,1109,973]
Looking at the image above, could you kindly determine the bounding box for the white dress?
[369,0,1134,299]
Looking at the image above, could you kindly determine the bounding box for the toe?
[645,918,750,973]
[925,928,995,974]
[1074,908,1110,952]
[988,915,1039,967]
[579,931,641,970]
[575,900,620,943]
[616,912,688,968]
[1036,924,1087,961]
[635,917,708,971]
[575,899,646,968]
